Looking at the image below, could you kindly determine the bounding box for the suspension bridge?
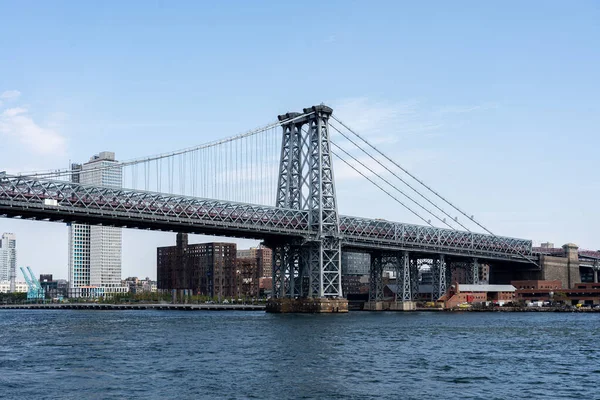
[0,104,537,312]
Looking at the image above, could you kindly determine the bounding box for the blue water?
[1,310,599,399]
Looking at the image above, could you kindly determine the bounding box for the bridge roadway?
[0,175,533,263]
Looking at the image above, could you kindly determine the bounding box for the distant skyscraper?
[69,152,124,297]
[0,233,16,292]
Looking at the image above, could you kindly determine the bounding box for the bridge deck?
[0,175,533,262]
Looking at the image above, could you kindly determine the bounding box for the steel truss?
[339,215,532,260]
[446,258,481,285]
[427,255,448,300]
[471,258,480,285]
[0,174,533,263]
[273,106,342,299]
[0,175,309,237]
[410,256,419,301]
[369,253,383,302]
[392,251,412,303]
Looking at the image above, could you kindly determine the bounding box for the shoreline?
[2,303,599,313]
[0,303,265,311]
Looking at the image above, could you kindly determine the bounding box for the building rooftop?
[459,284,516,293]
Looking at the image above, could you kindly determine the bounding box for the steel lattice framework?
[0,174,533,260]
[272,106,343,298]
[0,175,310,238]
[0,104,536,303]
[338,215,531,260]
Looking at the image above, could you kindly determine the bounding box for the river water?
[1,310,599,399]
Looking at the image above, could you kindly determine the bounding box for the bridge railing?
[339,216,532,259]
[0,175,533,260]
[0,175,309,235]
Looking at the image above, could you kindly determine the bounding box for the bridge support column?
[431,254,447,302]
[365,253,384,310]
[266,105,347,313]
[390,251,416,311]
[410,256,419,301]
[471,258,480,285]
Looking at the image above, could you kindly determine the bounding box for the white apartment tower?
[0,233,17,292]
[69,152,124,297]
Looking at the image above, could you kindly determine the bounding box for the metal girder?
[471,258,480,285]
[369,253,383,302]
[339,216,532,260]
[430,254,447,301]
[305,106,342,298]
[410,256,419,301]
[1,102,535,276]
[401,251,411,302]
[393,251,412,303]
[0,175,310,238]
[273,106,343,299]
[0,174,533,262]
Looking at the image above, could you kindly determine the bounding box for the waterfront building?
[39,274,69,299]
[236,246,272,278]
[259,277,272,296]
[0,280,28,293]
[514,280,600,305]
[341,252,370,296]
[69,152,126,298]
[157,233,237,298]
[234,256,261,299]
[122,277,158,294]
[0,233,16,292]
[440,283,517,308]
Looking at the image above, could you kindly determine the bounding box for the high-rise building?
[69,152,126,298]
[0,233,16,292]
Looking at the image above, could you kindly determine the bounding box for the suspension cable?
[329,121,470,231]
[331,114,538,266]
[331,149,434,227]
[331,141,456,230]
[17,112,315,179]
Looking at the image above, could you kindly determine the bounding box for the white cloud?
[0,107,67,155]
[332,97,418,139]
[330,97,447,147]
[0,90,21,100]
[436,102,498,114]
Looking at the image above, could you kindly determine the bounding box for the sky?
[1,1,599,280]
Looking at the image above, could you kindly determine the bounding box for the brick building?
[157,233,237,298]
[235,256,261,299]
[440,283,516,308]
[514,280,600,305]
[236,246,272,278]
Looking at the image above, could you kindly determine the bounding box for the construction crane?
[20,266,45,300]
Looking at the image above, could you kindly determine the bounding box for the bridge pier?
[391,251,416,311]
[471,258,480,285]
[365,252,385,311]
[266,105,348,313]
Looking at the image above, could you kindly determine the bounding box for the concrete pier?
[266,298,348,313]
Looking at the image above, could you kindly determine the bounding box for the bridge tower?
[268,105,347,313]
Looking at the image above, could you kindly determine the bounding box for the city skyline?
[1,1,599,280]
